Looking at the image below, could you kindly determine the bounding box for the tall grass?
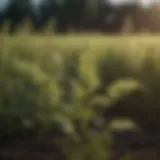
[0,35,160,159]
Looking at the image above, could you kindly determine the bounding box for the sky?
[110,0,154,6]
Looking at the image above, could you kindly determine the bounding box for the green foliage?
[97,49,134,86]
[106,78,149,105]
[0,35,160,159]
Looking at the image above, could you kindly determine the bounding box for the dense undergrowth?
[0,35,160,160]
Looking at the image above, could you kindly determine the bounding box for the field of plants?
[1,34,160,160]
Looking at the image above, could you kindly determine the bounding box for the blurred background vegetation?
[0,0,160,34]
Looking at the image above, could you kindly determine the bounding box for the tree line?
[0,0,159,34]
